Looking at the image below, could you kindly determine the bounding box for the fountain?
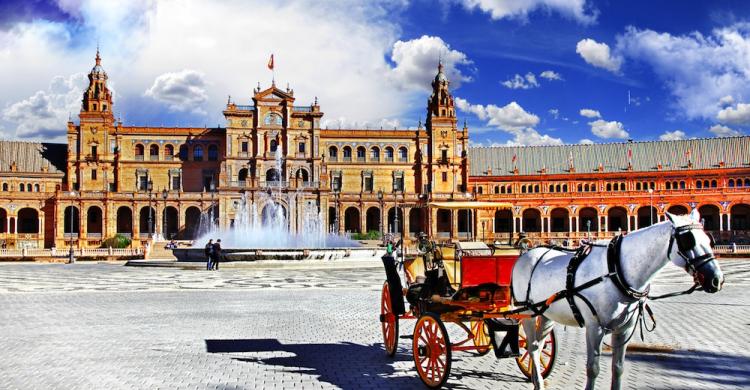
[173,147,380,262]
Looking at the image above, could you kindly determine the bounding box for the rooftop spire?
[95,43,101,65]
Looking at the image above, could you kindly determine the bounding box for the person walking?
[204,239,214,270]
[212,239,222,270]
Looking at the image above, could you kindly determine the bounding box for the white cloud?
[389,35,472,90]
[579,108,601,118]
[456,97,561,145]
[144,70,208,113]
[709,124,742,137]
[719,95,735,107]
[716,102,750,125]
[2,73,87,138]
[455,0,597,24]
[548,108,559,119]
[616,24,750,120]
[589,119,629,139]
[0,0,443,140]
[579,138,594,144]
[659,130,686,141]
[540,70,563,81]
[576,38,622,73]
[501,72,539,89]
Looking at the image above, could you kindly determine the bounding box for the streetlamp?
[161,188,168,240]
[481,220,486,242]
[333,189,340,234]
[377,189,384,238]
[392,186,399,234]
[648,188,654,225]
[68,191,76,264]
[147,179,154,239]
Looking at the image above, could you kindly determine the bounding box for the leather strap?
[608,234,650,299]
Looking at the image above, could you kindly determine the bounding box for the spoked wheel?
[380,281,399,356]
[516,321,557,380]
[413,313,452,389]
[470,320,492,356]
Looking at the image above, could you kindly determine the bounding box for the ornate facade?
[0,51,748,250]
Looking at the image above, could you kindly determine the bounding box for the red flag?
[512,154,517,164]
[627,147,632,162]
[685,148,692,160]
[267,54,274,70]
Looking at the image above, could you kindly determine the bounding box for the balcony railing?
[165,155,174,161]
[356,157,365,162]
[385,157,394,162]
[235,105,255,111]
[135,155,144,161]
[293,106,313,112]
[399,157,408,163]
[343,156,352,162]
[264,181,289,188]
[329,156,338,162]
[150,155,158,161]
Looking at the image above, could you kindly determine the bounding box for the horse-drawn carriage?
[379,202,557,388]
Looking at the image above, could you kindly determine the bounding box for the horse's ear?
[689,208,700,223]
[665,212,676,224]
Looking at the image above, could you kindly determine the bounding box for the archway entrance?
[86,206,103,237]
[607,207,627,232]
[344,207,360,233]
[116,207,132,237]
[365,207,381,234]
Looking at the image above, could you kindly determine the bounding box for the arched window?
[563,184,568,192]
[164,144,174,160]
[264,112,282,126]
[711,180,717,188]
[477,186,483,194]
[521,185,527,194]
[149,144,159,160]
[606,183,612,191]
[534,185,540,193]
[329,146,338,159]
[665,182,671,190]
[370,146,380,161]
[356,146,366,161]
[679,181,686,189]
[135,144,144,160]
[179,145,188,160]
[385,147,394,161]
[2,183,7,191]
[26,183,32,192]
[19,183,25,191]
[208,144,219,161]
[193,145,204,161]
[728,179,735,188]
[398,147,408,162]
[343,146,352,160]
[35,184,40,192]
[494,186,499,194]
[270,140,278,152]
[507,185,512,194]
[745,178,750,187]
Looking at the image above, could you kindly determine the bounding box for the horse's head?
[666,209,724,293]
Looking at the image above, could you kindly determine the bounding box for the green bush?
[101,234,131,248]
[351,230,382,240]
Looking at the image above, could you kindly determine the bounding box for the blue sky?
[0,0,749,145]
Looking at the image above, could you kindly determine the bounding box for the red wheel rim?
[516,322,556,379]
[413,314,451,388]
[471,320,491,355]
[381,282,398,356]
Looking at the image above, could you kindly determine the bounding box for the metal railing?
[234,105,255,111]
[0,247,143,258]
[713,245,750,254]
[329,156,338,162]
[135,155,144,161]
[293,106,313,112]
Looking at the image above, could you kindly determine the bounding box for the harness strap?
[608,234,650,299]
[565,245,591,327]
[514,247,554,316]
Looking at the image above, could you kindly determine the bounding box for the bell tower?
[426,61,468,196]
[69,48,116,192]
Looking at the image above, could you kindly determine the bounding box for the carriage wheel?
[516,322,557,380]
[381,281,399,357]
[470,320,492,356]
[413,313,452,389]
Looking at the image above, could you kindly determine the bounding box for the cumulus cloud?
[456,97,562,145]
[579,138,594,144]
[145,70,208,113]
[455,0,597,24]
[716,102,750,125]
[589,119,629,139]
[539,70,563,81]
[576,38,622,73]
[389,35,472,90]
[501,72,539,89]
[0,0,447,139]
[659,130,686,141]
[579,108,601,118]
[709,124,742,137]
[719,95,735,107]
[2,73,87,138]
[616,24,750,120]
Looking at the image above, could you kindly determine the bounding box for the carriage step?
[400,335,413,340]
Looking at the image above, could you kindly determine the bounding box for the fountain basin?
[173,247,385,262]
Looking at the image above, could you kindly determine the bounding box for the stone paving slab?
[0,260,748,389]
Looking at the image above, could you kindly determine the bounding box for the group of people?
[204,239,223,270]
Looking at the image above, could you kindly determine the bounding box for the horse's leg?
[610,323,635,390]
[584,325,605,390]
[522,318,545,390]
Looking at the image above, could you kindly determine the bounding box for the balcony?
[343,156,352,162]
[84,154,99,162]
[235,105,255,111]
[165,155,174,161]
[356,157,365,162]
[385,157,394,162]
[293,106,313,112]
[329,156,338,162]
[135,155,144,161]
[149,155,159,161]
[399,157,408,163]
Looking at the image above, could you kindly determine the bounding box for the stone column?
[403,207,411,239]
[626,215,631,232]
[719,213,724,231]
[360,205,367,234]
[450,210,457,240]
[568,216,573,234]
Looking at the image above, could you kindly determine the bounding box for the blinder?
[676,229,696,253]
[670,223,715,274]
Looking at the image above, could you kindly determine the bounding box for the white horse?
[511,209,724,390]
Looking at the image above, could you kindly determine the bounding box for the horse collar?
[607,235,650,300]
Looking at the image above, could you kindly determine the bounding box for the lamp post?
[68,191,76,264]
[147,179,154,239]
[481,220,486,242]
[377,189,384,238]
[333,189,340,234]
[586,219,591,239]
[210,181,217,230]
[392,187,399,234]
[161,188,168,240]
[648,188,654,225]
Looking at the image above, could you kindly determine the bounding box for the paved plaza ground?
[0,259,749,389]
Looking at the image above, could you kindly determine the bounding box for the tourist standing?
[212,239,222,270]
[204,239,214,270]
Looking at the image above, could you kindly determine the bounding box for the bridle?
[667,223,716,276]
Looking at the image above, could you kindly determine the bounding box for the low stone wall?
[173,247,385,262]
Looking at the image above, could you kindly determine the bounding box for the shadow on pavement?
[206,339,427,388]
[627,349,750,387]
